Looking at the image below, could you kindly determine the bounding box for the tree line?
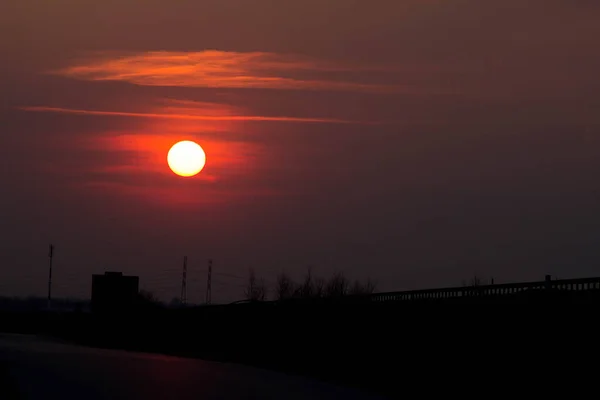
[245,268,376,302]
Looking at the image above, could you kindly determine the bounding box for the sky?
[1,1,599,303]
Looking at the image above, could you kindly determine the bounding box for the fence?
[368,276,600,302]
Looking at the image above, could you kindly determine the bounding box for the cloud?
[20,105,358,124]
[52,127,273,206]
[52,50,411,93]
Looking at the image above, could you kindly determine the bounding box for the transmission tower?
[47,244,54,310]
[206,259,212,304]
[180,256,187,304]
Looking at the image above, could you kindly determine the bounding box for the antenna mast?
[47,244,54,310]
[206,259,212,304]
[180,256,187,305]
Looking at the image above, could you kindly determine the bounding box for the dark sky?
[1,1,599,303]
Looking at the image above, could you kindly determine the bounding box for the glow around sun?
[167,141,206,177]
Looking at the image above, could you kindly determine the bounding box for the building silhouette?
[91,272,139,313]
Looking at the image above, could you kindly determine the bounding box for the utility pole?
[180,256,187,305]
[206,259,212,304]
[47,244,54,310]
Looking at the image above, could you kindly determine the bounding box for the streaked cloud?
[52,50,410,93]
[20,105,356,124]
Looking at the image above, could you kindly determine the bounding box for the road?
[0,334,381,400]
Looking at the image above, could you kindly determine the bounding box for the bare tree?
[313,277,325,298]
[169,297,182,308]
[299,268,314,298]
[291,269,316,299]
[469,275,482,287]
[325,271,349,297]
[137,290,163,309]
[364,278,376,294]
[462,274,490,288]
[245,269,267,301]
[245,269,257,300]
[349,278,377,295]
[350,280,362,295]
[256,279,268,301]
[275,272,294,300]
[138,289,160,304]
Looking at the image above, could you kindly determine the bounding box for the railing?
[368,277,600,302]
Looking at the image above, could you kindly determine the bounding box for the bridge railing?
[368,277,600,302]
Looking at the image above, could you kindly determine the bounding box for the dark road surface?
[0,334,382,400]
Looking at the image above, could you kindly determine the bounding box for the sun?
[167,141,206,177]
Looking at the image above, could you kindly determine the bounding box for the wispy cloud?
[20,105,357,124]
[52,50,408,93]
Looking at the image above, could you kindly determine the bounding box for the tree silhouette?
[275,272,294,300]
[271,270,376,301]
[470,275,482,287]
[169,297,182,308]
[462,274,489,287]
[349,278,377,295]
[325,271,349,297]
[138,289,159,304]
[245,269,267,301]
[136,290,162,310]
[293,268,315,299]
[313,277,325,298]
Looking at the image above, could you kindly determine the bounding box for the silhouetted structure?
[47,244,54,310]
[367,275,600,303]
[206,259,212,304]
[91,272,139,313]
[5,273,600,399]
[181,256,187,305]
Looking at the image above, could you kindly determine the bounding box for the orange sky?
[1,0,599,303]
